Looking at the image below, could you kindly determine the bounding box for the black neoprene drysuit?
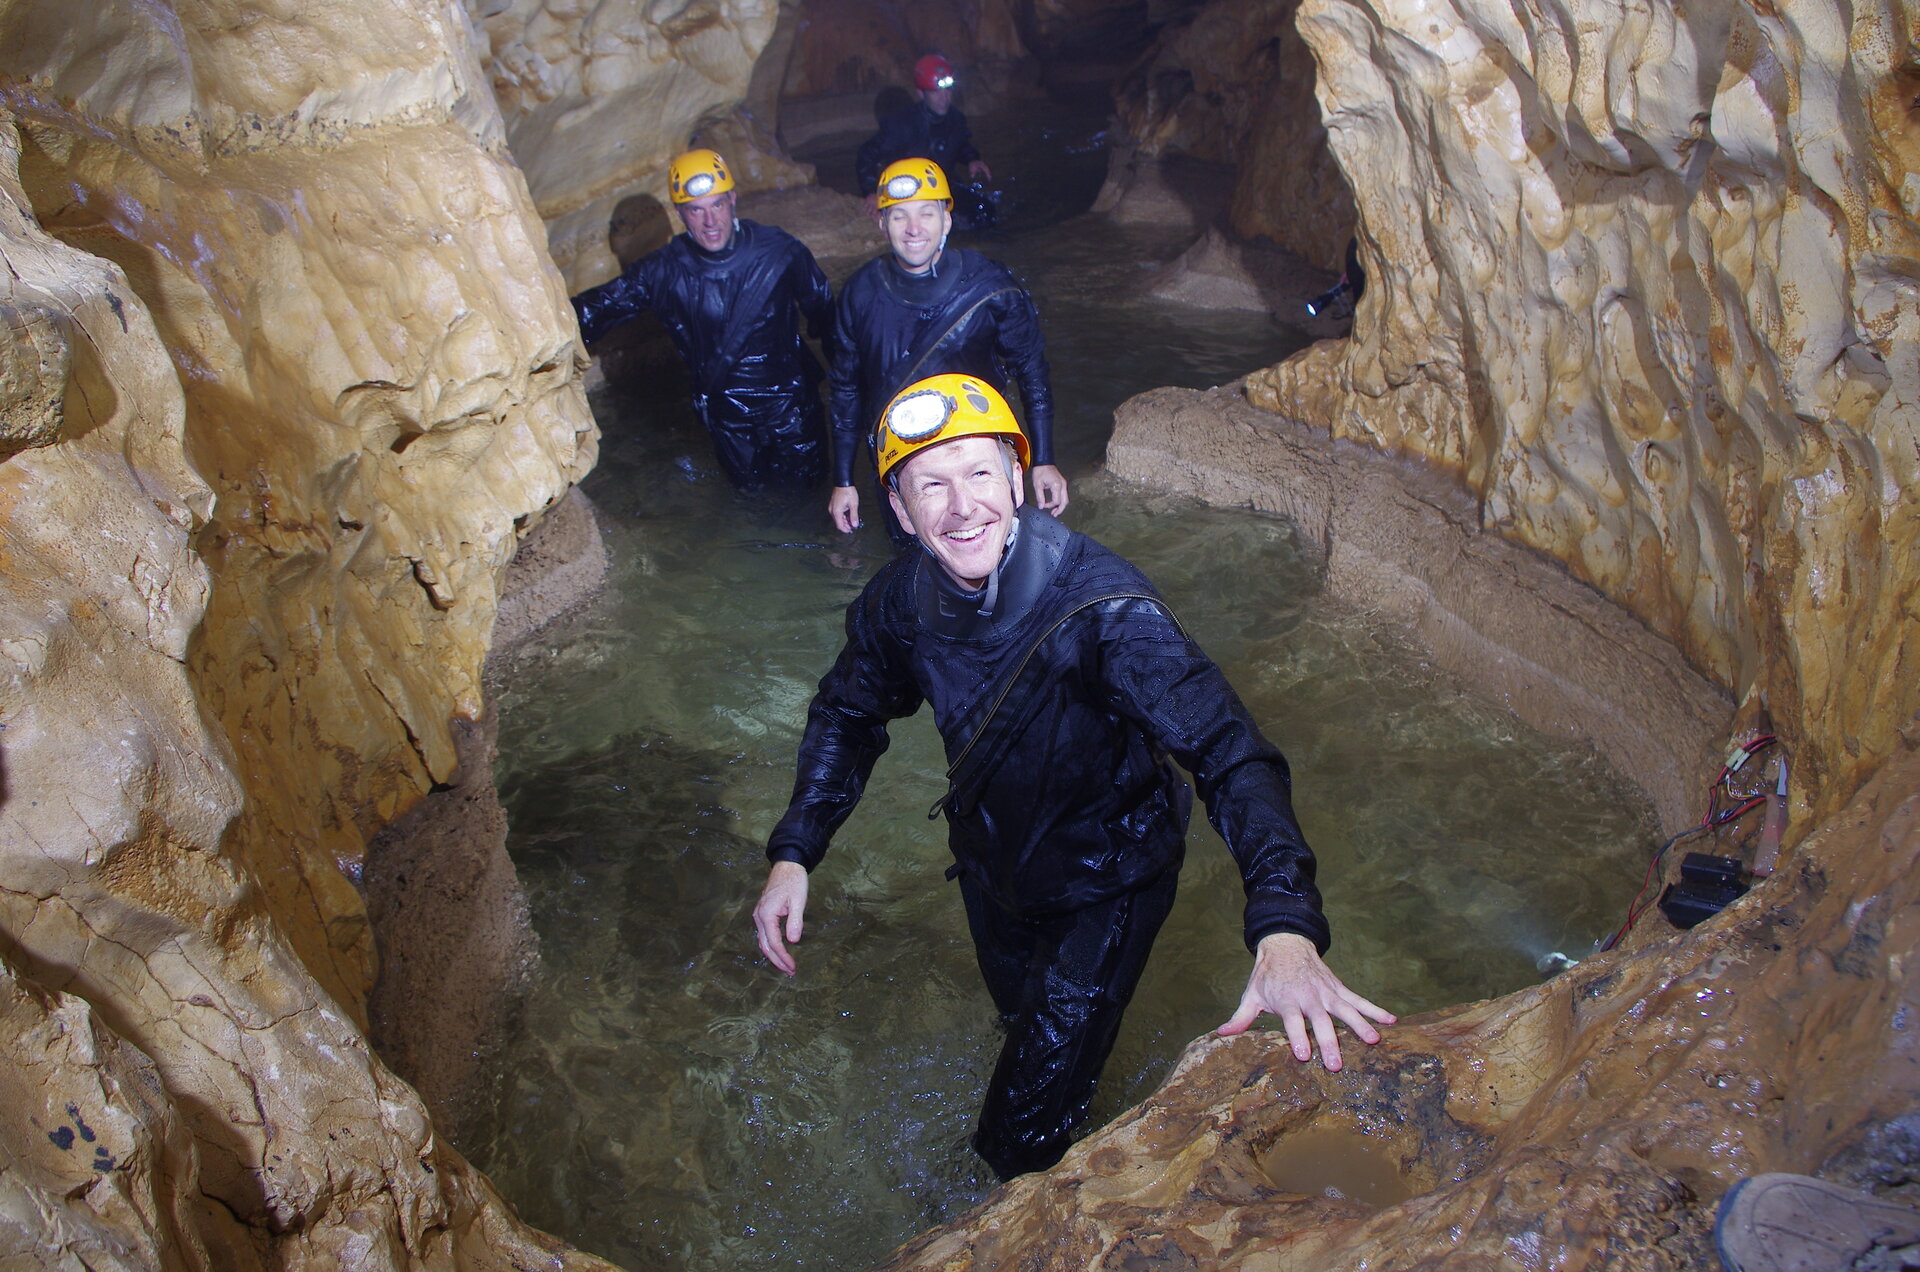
[768,504,1329,1178]
[571,219,834,490]
[827,247,1054,537]
[857,102,994,228]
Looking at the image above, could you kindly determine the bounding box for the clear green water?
[466,97,1656,1272]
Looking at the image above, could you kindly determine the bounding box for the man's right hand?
[862,192,880,218]
[754,861,810,975]
[828,485,861,533]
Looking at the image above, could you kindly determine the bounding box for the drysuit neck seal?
[917,504,1071,639]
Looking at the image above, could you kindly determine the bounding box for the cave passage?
[468,94,1658,1272]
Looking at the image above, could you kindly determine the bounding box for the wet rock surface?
[473,0,790,291]
[0,1,608,1266]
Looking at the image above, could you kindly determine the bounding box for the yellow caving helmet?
[876,157,950,211]
[876,374,1030,486]
[668,148,734,204]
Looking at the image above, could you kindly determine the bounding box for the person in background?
[858,54,996,230]
[826,158,1067,540]
[572,148,834,491]
[755,375,1394,1180]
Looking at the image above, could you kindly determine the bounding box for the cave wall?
[1242,0,1919,821]
[471,0,801,291]
[1112,0,1355,267]
[780,0,1031,100]
[0,1,609,1265]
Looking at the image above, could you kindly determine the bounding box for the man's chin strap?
[976,510,1021,619]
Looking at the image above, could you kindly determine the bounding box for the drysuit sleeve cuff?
[830,429,860,487]
[766,843,817,871]
[1244,916,1331,958]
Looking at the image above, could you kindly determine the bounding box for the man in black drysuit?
[755,376,1394,1180]
[857,54,996,230]
[825,157,1068,540]
[571,148,834,491]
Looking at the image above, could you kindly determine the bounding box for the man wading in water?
[825,157,1069,543]
[754,375,1394,1179]
[571,148,834,491]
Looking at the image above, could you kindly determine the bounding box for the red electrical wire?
[1599,736,1779,952]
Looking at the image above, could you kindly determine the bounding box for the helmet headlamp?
[667,148,735,204]
[885,389,953,441]
[875,159,950,210]
[934,74,955,89]
[875,374,1030,485]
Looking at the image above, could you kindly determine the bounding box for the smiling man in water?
[826,157,1068,542]
[755,374,1393,1180]
[571,148,833,491]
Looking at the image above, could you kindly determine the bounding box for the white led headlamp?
[884,388,953,441]
[682,172,717,199]
[883,173,925,202]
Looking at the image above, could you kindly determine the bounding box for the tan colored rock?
[0,0,610,1263]
[1244,0,1920,825]
[0,957,220,1267]
[737,182,883,269]
[472,0,787,290]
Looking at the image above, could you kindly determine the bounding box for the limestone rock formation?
[1248,0,1919,825]
[0,0,607,1265]
[472,0,792,290]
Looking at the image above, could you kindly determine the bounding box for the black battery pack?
[1659,854,1750,930]
[1679,853,1747,888]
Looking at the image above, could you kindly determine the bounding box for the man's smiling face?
[888,434,1024,589]
[882,198,951,274]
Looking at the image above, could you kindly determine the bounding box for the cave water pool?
[468,102,1657,1272]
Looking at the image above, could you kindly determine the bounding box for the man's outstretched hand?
[1218,932,1395,1072]
[754,861,810,975]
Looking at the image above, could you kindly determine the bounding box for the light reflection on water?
[468,101,1655,1272]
